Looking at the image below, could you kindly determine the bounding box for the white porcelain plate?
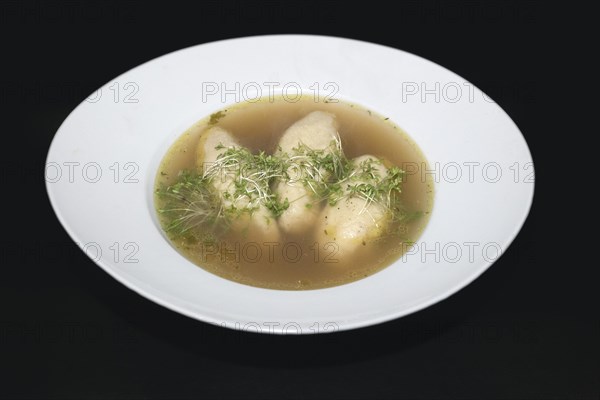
[46,35,534,334]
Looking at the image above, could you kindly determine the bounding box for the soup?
[154,96,433,290]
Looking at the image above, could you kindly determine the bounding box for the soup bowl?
[46,35,534,334]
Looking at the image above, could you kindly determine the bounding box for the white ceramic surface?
[46,35,534,334]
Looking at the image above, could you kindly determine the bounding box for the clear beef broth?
[155,97,433,290]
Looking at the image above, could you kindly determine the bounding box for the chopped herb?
[157,139,422,241]
[265,196,289,218]
[282,137,352,203]
[156,170,226,238]
[208,110,226,125]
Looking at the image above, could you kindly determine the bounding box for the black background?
[1,1,596,399]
